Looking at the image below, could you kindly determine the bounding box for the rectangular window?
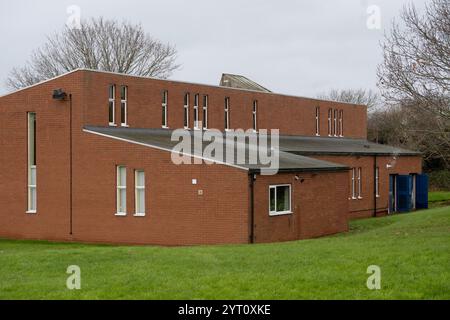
[202,95,208,129]
[225,97,230,130]
[333,109,338,137]
[328,109,332,136]
[351,168,356,199]
[109,85,115,126]
[162,90,168,128]
[357,167,362,199]
[116,166,127,215]
[193,94,199,130]
[339,110,344,137]
[375,167,380,198]
[252,100,258,132]
[315,106,320,136]
[27,113,37,213]
[135,170,145,216]
[120,86,128,126]
[269,185,292,216]
[184,93,189,129]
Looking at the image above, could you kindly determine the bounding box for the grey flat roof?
[84,126,349,173]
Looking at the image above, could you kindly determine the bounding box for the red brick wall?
[252,171,349,243]
[312,155,423,219]
[82,70,367,139]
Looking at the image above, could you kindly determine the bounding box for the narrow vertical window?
[351,168,356,199]
[27,112,37,213]
[184,93,189,129]
[162,90,168,128]
[116,166,127,215]
[315,106,320,136]
[120,86,128,127]
[333,109,338,137]
[202,95,208,130]
[135,170,145,216]
[225,97,230,130]
[252,100,258,132]
[108,85,115,126]
[339,110,344,137]
[193,94,199,130]
[328,109,332,136]
[375,167,380,198]
[357,167,362,199]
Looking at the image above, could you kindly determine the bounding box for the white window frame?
[328,109,332,136]
[134,170,146,216]
[184,93,190,129]
[162,90,168,128]
[120,86,128,127]
[116,166,127,216]
[269,184,292,216]
[375,167,380,198]
[108,85,116,126]
[225,97,230,131]
[351,168,357,199]
[315,106,320,136]
[333,109,338,137]
[252,100,258,132]
[339,110,344,137]
[27,112,37,213]
[202,95,208,130]
[193,94,200,130]
[357,167,362,199]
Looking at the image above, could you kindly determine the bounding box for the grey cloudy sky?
[0,0,427,97]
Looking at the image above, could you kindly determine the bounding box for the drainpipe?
[373,155,377,217]
[249,173,256,244]
[69,94,73,235]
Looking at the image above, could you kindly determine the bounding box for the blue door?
[396,175,413,213]
[415,174,429,209]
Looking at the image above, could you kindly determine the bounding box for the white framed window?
[333,109,338,137]
[375,167,380,198]
[108,85,116,126]
[315,106,320,136]
[116,166,127,215]
[202,95,208,130]
[162,90,168,128]
[134,170,145,216]
[339,110,344,137]
[184,93,190,129]
[328,109,332,136]
[351,168,356,199]
[269,185,292,216]
[27,112,37,213]
[120,86,128,127]
[252,100,258,132]
[357,167,362,199]
[225,97,230,131]
[193,94,200,130]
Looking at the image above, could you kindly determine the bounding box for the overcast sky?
[0,0,427,97]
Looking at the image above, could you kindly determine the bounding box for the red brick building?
[0,69,425,245]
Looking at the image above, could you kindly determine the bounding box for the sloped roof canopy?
[220,73,272,93]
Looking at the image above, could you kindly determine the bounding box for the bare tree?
[377,0,450,119]
[317,88,380,110]
[6,18,180,90]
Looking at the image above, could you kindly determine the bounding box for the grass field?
[0,206,449,300]
[429,191,450,203]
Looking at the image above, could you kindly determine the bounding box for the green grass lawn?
[429,191,450,203]
[0,206,449,300]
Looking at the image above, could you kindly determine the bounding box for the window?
[225,97,230,130]
[193,94,199,130]
[269,185,292,215]
[328,109,332,136]
[315,106,320,136]
[116,166,127,215]
[357,167,362,199]
[375,167,380,198]
[135,170,145,216]
[120,86,128,126]
[202,95,208,130]
[333,109,338,137]
[27,112,37,213]
[162,90,168,128]
[184,93,189,129]
[351,168,356,199]
[339,110,344,137]
[252,100,258,132]
[108,85,115,126]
